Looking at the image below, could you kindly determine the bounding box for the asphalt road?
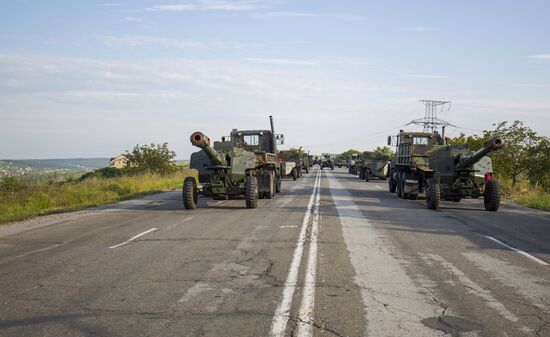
[1,168,549,337]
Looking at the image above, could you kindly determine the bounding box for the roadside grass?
[498,178,550,211]
[0,171,193,224]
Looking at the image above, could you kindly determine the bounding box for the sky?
[1,0,549,159]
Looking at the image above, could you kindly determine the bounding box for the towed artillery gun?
[320,153,335,170]
[357,151,390,181]
[348,153,360,174]
[387,130,504,211]
[183,116,283,209]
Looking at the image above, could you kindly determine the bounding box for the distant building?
[109,155,129,169]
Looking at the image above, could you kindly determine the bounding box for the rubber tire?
[292,168,297,181]
[389,177,397,193]
[245,176,259,209]
[275,176,281,193]
[265,171,275,199]
[365,170,370,182]
[426,179,440,210]
[183,177,198,210]
[452,197,461,202]
[484,179,500,211]
[400,173,409,199]
[396,175,403,198]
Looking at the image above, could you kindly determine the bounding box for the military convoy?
[184,116,283,209]
[387,130,504,211]
[184,116,505,213]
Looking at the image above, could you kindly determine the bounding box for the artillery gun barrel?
[190,131,226,166]
[456,135,504,169]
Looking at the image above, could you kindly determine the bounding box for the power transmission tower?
[408,100,454,132]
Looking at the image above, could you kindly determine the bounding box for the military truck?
[357,151,390,181]
[183,116,283,209]
[278,147,308,180]
[387,130,504,211]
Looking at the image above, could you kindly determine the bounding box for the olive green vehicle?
[348,153,360,174]
[387,130,504,211]
[356,151,390,181]
[278,147,309,181]
[320,153,335,170]
[183,116,283,209]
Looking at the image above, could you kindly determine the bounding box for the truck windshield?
[413,137,429,145]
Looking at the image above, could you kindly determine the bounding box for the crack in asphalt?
[288,314,347,337]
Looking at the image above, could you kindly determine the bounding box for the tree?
[373,146,394,159]
[125,143,177,175]
[337,149,361,159]
[527,136,550,192]
[482,121,540,186]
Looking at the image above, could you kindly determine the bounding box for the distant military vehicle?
[320,153,335,170]
[357,151,390,181]
[184,116,283,209]
[387,130,504,211]
[348,153,360,174]
[278,147,309,180]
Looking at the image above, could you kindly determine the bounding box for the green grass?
[0,172,192,224]
[514,192,550,211]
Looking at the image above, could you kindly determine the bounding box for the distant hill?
[0,158,110,177]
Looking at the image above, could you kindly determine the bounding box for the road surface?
[1,168,549,337]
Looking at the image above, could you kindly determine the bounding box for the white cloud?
[528,54,550,60]
[124,16,142,22]
[147,1,265,12]
[254,11,363,21]
[402,74,448,80]
[260,11,318,18]
[96,34,262,50]
[245,57,318,65]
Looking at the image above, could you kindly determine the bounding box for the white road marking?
[11,244,60,260]
[269,170,321,337]
[165,216,195,230]
[279,225,298,228]
[484,235,549,266]
[296,171,321,337]
[108,228,158,249]
[426,253,520,323]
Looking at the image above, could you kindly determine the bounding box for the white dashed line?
[109,228,158,249]
[484,235,549,266]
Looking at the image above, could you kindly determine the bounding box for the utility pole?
[408,100,453,133]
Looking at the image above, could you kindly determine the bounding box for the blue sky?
[1,0,549,159]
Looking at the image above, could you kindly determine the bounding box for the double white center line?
[270,170,322,337]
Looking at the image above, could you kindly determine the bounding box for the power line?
[407,100,454,132]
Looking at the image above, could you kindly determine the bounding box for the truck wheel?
[401,173,411,199]
[266,171,275,199]
[183,177,198,210]
[245,176,259,209]
[396,175,403,198]
[365,170,370,182]
[452,197,461,202]
[426,179,440,210]
[275,175,281,193]
[292,168,298,181]
[389,177,396,193]
[484,180,500,211]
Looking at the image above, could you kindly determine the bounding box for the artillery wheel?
[389,177,397,193]
[426,179,440,210]
[484,179,500,211]
[292,168,298,181]
[265,171,275,199]
[245,176,259,209]
[365,170,370,182]
[183,177,198,210]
